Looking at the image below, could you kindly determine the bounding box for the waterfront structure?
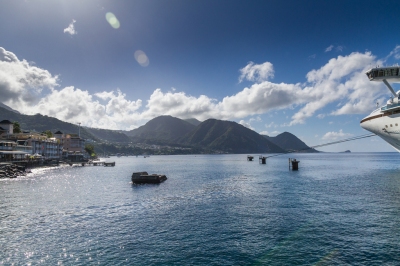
[0,119,88,161]
[360,66,400,151]
[54,131,86,158]
[0,120,14,134]
[0,122,63,160]
[0,140,28,161]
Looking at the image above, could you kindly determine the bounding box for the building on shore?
[54,131,86,158]
[0,120,86,161]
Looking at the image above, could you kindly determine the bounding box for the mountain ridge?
[0,106,317,153]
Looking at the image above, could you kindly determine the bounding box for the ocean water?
[1,153,400,265]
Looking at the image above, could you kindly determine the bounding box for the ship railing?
[381,102,400,112]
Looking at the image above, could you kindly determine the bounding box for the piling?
[289,158,300,170]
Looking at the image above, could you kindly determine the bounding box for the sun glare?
[134,50,149,67]
[105,12,120,29]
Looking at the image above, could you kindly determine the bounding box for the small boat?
[131,172,167,184]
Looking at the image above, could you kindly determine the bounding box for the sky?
[1,0,400,152]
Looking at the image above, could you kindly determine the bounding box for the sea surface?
[1,153,400,265]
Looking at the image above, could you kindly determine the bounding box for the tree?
[85,144,96,157]
[13,121,21,133]
[43,130,53,138]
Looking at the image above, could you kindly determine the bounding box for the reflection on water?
[1,153,400,265]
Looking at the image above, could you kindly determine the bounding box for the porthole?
[391,124,393,127]
[396,124,398,126]
[386,125,388,128]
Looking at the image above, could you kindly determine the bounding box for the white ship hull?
[361,66,400,152]
[361,110,400,152]
[360,108,400,152]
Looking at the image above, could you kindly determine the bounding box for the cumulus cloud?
[0,47,58,107]
[64,19,77,35]
[239,61,274,83]
[322,129,353,140]
[239,120,254,130]
[0,46,393,130]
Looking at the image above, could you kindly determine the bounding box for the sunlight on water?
[1,153,400,265]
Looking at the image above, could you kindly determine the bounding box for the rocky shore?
[0,163,28,179]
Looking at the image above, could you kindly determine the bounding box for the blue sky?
[1,0,400,152]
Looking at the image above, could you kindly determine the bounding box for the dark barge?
[131,172,167,184]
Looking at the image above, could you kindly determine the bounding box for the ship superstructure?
[360,66,400,151]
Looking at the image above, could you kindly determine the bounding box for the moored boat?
[131,171,167,184]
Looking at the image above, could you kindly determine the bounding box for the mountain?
[0,106,96,139]
[264,132,318,153]
[84,127,131,143]
[0,106,128,142]
[0,106,317,154]
[0,102,20,114]
[179,119,285,153]
[184,118,202,126]
[126,115,196,144]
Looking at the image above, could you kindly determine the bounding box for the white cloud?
[386,45,400,60]
[239,61,274,83]
[325,45,334,52]
[239,120,254,130]
[322,129,353,140]
[249,116,261,123]
[260,130,280,136]
[0,47,58,107]
[0,46,393,131]
[64,20,77,35]
[265,122,276,128]
[291,51,382,125]
[141,89,219,121]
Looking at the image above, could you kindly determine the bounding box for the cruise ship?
[360,66,400,151]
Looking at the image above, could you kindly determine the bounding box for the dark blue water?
[1,153,400,265]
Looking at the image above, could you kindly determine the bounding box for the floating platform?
[131,171,167,184]
[84,160,116,167]
[247,155,254,161]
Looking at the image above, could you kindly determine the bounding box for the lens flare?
[134,50,149,67]
[105,12,120,29]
